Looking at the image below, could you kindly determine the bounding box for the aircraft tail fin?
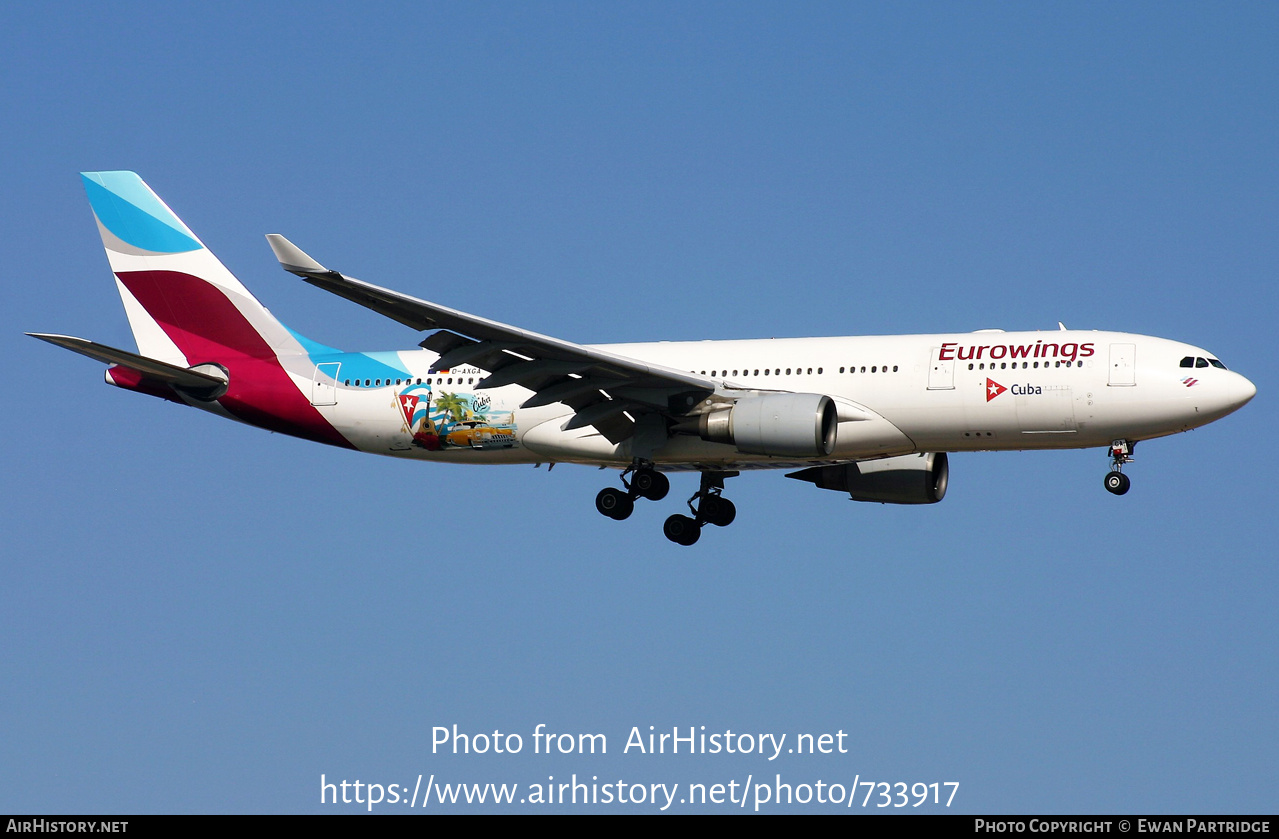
[77,172,355,448]
[82,171,305,366]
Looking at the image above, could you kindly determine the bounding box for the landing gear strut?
[663,470,739,546]
[595,460,669,521]
[1104,440,1134,496]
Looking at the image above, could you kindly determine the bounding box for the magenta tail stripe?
[117,270,355,449]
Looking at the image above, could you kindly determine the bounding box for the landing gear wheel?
[1104,471,1130,496]
[663,514,701,546]
[596,487,635,520]
[632,469,670,501]
[700,495,736,527]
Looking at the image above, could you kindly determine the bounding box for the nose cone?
[1232,372,1257,411]
[1189,369,1256,426]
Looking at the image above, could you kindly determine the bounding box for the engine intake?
[787,452,949,504]
[693,393,838,457]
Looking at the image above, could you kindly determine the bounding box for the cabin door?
[312,362,340,406]
[1108,344,1136,387]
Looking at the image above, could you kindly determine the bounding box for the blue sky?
[3,2,1275,813]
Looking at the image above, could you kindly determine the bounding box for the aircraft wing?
[266,235,716,443]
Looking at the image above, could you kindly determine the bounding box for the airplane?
[31,172,1257,546]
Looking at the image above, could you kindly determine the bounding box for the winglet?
[266,234,329,276]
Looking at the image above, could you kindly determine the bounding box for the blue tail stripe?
[284,326,411,382]
[311,351,411,383]
[285,327,341,357]
[82,172,201,254]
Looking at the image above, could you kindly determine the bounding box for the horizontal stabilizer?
[27,333,228,393]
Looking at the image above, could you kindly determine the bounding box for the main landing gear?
[594,461,670,521]
[595,465,739,546]
[1104,440,1134,496]
[662,471,739,547]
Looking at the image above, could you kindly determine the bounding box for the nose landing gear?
[1104,440,1134,496]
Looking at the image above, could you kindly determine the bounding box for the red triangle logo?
[399,393,420,426]
[986,378,1007,402]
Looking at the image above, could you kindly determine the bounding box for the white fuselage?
[291,329,1255,470]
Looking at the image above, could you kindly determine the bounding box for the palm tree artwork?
[433,392,470,429]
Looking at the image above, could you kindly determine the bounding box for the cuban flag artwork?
[398,383,441,450]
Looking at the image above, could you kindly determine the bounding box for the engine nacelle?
[695,393,838,457]
[787,452,949,504]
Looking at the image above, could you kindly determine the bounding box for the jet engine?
[786,452,949,504]
[689,393,838,457]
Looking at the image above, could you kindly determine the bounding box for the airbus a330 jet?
[31,172,1256,545]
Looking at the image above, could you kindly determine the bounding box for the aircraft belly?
[521,416,628,462]
[520,418,799,467]
[515,411,918,469]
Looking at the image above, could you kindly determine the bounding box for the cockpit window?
[1196,357,1209,368]
[1209,358,1227,370]
[1180,357,1194,368]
